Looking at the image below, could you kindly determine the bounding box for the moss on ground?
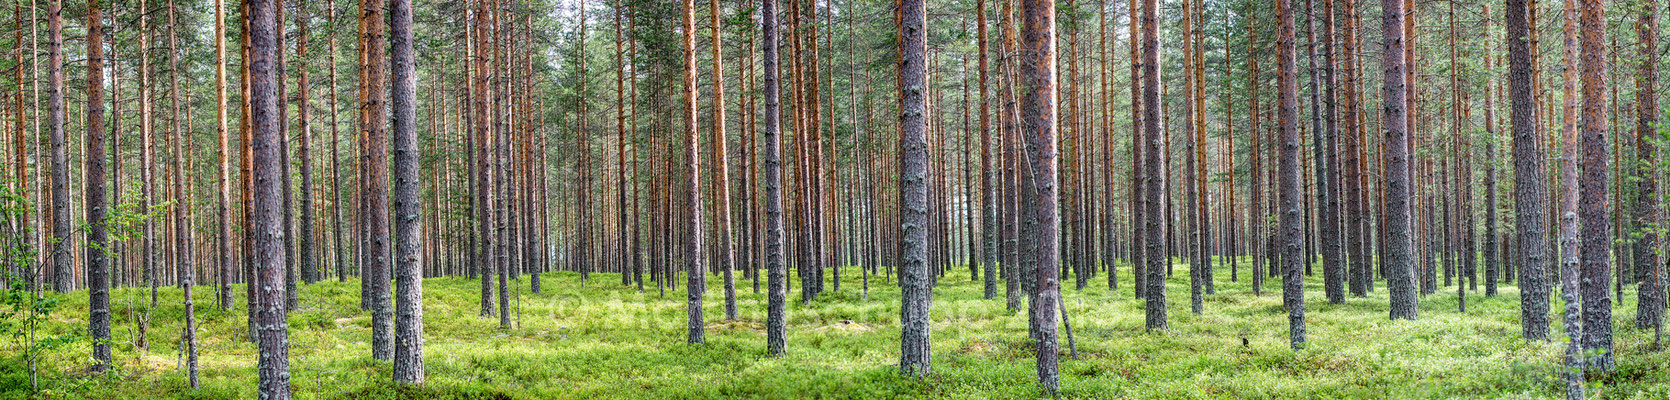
[3,257,1667,399]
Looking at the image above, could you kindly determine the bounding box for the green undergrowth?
[3,258,1667,399]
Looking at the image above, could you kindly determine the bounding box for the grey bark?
[86,0,110,370]
[473,0,495,319]
[898,0,932,375]
[1635,0,1664,332]
[762,0,787,356]
[1277,0,1308,347]
[1380,0,1416,320]
[1140,0,1166,331]
[250,0,292,395]
[681,0,706,345]
[1506,0,1548,341]
[390,0,424,384]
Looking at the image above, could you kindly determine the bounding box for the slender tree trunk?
[243,5,256,335]
[297,2,314,286]
[1484,6,1500,298]
[898,0,932,375]
[249,0,292,395]
[276,0,295,312]
[1140,0,1165,330]
[1635,0,1664,332]
[389,0,423,383]
[1380,0,1416,320]
[1182,0,1201,314]
[576,1,592,287]
[472,0,494,318]
[139,0,157,308]
[762,0,788,356]
[712,0,736,321]
[1246,1,1264,297]
[8,0,26,293]
[1127,0,1145,300]
[213,0,232,309]
[47,0,68,293]
[360,0,392,360]
[86,0,110,370]
[1507,0,1550,341]
[166,0,199,386]
[1339,0,1366,298]
[1190,0,1212,306]
[1276,0,1307,347]
[681,0,706,345]
[1319,0,1343,304]
[328,0,344,283]
[1017,0,1059,391]
[1577,0,1613,372]
[977,0,997,299]
[1554,1,1585,386]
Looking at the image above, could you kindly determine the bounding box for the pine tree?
[1634,0,1664,333]
[1276,0,1307,346]
[359,0,393,360]
[250,0,292,395]
[47,0,68,294]
[1018,0,1060,391]
[898,0,932,375]
[762,0,788,356]
[1380,0,1416,320]
[1140,0,1165,330]
[389,0,424,384]
[681,0,706,345]
[1577,0,1614,372]
[86,0,111,371]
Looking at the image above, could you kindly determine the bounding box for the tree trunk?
[215,0,232,309]
[1277,0,1308,347]
[681,0,706,345]
[1018,0,1059,391]
[1507,0,1550,342]
[360,0,392,360]
[1315,0,1344,305]
[249,0,292,395]
[1483,6,1500,298]
[978,0,997,299]
[389,0,424,384]
[47,0,68,293]
[166,0,199,386]
[1246,1,1264,297]
[139,0,157,309]
[761,0,788,356]
[1338,0,1366,298]
[472,0,494,318]
[1635,0,1664,332]
[1380,0,1416,320]
[712,0,736,321]
[1577,0,1613,372]
[1555,0,1586,381]
[1127,0,1144,299]
[8,0,26,292]
[898,0,931,376]
[86,0,110,370]
[1140,0,1165,330]
[296,1,315,286]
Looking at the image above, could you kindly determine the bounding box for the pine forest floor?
[3,257,1668,399]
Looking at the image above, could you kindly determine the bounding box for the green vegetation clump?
[3,259,1667,399]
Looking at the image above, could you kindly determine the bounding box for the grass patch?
[3,257,1667,399]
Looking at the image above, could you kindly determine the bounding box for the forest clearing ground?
[3,257,1668,399]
